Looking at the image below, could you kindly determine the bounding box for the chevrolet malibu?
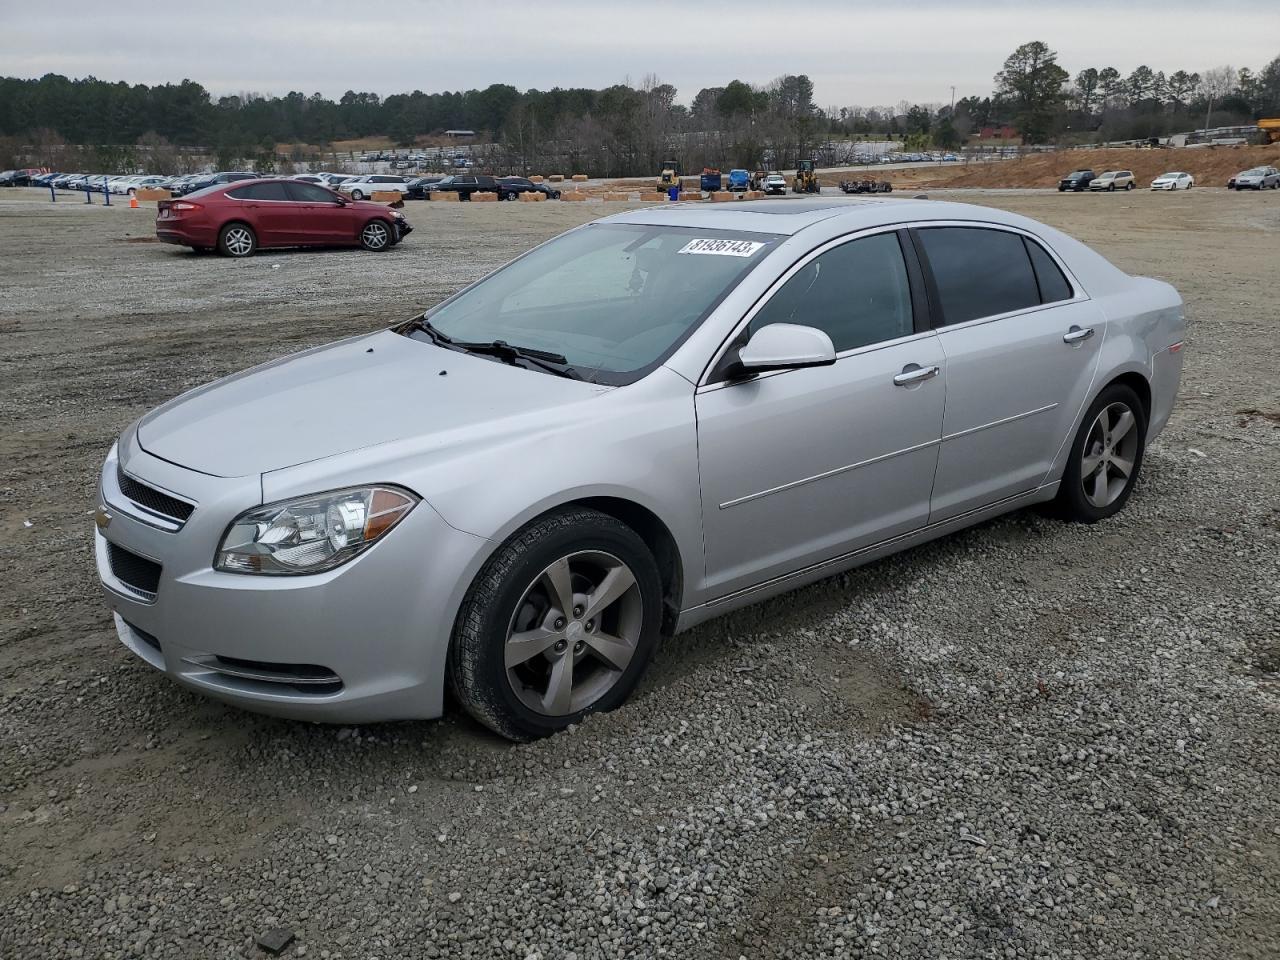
[97,198,1185,740]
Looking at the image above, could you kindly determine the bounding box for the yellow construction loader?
[792,159,820,194]
[656,158,681,194]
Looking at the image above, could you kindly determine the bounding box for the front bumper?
[95,432,489,723]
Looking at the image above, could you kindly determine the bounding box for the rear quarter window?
[1023,238,1074,304]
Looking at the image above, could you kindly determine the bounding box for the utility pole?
[950,86,956,115]
[1204,94,1214,135]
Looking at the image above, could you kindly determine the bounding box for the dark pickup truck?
[1058,169,1095,192]
[427,174,504,200]
[497,177,562,200]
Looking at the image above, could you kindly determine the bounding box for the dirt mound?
[913,144,1280,189]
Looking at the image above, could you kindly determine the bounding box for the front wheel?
[448,508,663,741]
[1055,383,1147,523]
[217,222,256,258]
[1108,183,1116,191]
[360,219,392,251]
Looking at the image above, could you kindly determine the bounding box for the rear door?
[912,224,1106,521]
[226,182,295,245]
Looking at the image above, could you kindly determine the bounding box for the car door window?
[227,182,289,201]
[916,227,1040,325]
[287,182,339,203]
[748,232,914,352]
[1023,238,1073,304]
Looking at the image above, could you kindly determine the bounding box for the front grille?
[107,543,162,599]
[116,464,195,526]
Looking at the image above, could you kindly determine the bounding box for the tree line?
[1,46,1277,176]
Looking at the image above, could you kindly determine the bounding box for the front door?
[912,225,1107,521]
[696,230,946,599]
[286,181,353,244]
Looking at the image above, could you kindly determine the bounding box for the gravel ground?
[1,188,1278,960]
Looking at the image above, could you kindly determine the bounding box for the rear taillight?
[171,201,201,211]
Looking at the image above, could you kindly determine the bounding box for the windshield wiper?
[408,318,584,381]
[453,339,584,380]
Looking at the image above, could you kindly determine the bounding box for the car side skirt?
[674,482,1059,632]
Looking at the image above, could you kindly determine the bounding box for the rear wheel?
[1125,182,1134,190]
[1055,383,1147,523]
[359,219,392,251]
[448,508,663,741]
[217,222,256,258]
[350,189,365,200]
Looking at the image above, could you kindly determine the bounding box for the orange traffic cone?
[129,195,139,209]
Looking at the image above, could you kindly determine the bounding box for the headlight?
[215,486,417,575]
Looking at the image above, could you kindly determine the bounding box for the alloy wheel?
[362,221,390,249]
[223,226,253,256]
[1081,401,1140,508]
[504,550,643,717]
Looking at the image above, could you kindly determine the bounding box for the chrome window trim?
[697,223,924,388]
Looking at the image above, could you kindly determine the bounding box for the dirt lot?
[1,188,1278,960]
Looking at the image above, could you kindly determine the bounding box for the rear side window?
[916,227,1040,325]
[226,182,290,201]
[749,232,914,352]
[1023,238,1073,304]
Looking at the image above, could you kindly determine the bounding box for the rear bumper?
[156,221,218,247]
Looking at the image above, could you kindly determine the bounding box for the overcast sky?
[3,1,1276,107]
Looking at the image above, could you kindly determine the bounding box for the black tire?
[1108,183,1115,191]
[216,222,256,258]
[1125,182,1134,190]
[448,508,664,741]
[1055,382,1147,523]
[350,189,365,200]
[359,218,393,252]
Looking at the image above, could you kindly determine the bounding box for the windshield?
[414,222,780,384]
[1160,172,1183,178]
[1242,168,1264,175]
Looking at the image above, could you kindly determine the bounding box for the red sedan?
[156,178,412,257]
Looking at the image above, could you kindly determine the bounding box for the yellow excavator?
[1259,119,1280,144]
[792,159,820,194]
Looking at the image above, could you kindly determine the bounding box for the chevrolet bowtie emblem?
[94,507,112,531]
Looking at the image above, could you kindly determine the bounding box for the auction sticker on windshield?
[678,238,765,257]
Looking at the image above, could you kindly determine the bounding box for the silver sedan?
[96,199,1185,740]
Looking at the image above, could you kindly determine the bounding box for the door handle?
[1063,326,1095,344]
[893,364,940,386]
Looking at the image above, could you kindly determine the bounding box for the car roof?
[600,197,1034,237]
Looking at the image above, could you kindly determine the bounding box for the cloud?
[2,0,1275,106]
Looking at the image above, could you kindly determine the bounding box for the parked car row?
[1059,166,1277,193]
[850,152,961,165]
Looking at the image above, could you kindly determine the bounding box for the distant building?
[444,129,476,139]
[977,125,1019,141]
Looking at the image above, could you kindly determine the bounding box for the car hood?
[137,330,608,477]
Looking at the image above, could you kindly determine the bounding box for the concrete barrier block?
[603,192,632,201]
[571,174,589,182]
[469,191,499,202]
[429,191,460,201]
[547,174,565,182]
[743,190,765,200]
[710,191,734,202]
[518,191,546,202]
[560,191,588,202]
[371,191,404,204]
[679,192,703,202]
[135,188,171,201]
[529,176,544,183]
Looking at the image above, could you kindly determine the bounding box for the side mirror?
[733,323,837,377]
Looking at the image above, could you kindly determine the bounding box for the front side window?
[415,224,780,383]
[916,226,1040,325]
[748,232,914,352]
[287,182,339,203]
